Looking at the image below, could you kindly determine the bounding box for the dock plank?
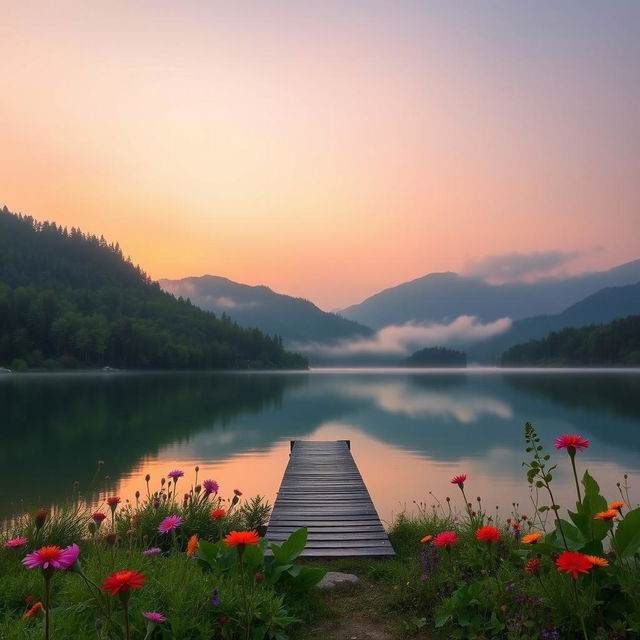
[266,440,395,557]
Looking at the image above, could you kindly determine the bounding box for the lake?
[2,368,639,525]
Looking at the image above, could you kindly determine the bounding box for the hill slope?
[468,282,640,362]
[0,206,306,370]
[340,263,640,329]
[500,315,640,366]
[160,275,372,345]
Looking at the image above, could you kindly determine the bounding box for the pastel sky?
[1,1,639,309]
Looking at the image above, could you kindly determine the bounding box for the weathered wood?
[266,440,395,557]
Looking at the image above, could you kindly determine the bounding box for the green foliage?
[501,315,640,366]
[0,206,307,370]
[614,507,640,558]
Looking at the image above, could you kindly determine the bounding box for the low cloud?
[292,315,512,357]
[465,250,583,282]
[201,295,259,310]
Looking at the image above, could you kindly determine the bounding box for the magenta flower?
[555,435,589,452]
[142,547,162,556]
[4,537,28,549]
[143,611,167,623]
[167,470,184,479]
[450,474,467,486]
[233,489,242,497]
[22,543,79,570]
[158,515,183,534]
[203,479,219,494]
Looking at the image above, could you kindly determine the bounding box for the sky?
[1,1,639,310]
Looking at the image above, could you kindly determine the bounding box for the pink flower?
[167,470,184,479]
[142,547,162,556]
[143,611,166,623]
[450,474,467,486]
[433,531,459,548]
[555,435,589,452]
[158,515,183,534]
[203,479,219,494]
[233,489,242,497]
[4,537,28,549]
[22,543,79,570]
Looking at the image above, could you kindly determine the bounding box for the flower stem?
[43,574,51,640]
[238,552,251,640]
[123,599,131,640]
[569,452,582,504]
[571,578,589,640]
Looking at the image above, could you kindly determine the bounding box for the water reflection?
[2,369,639,523]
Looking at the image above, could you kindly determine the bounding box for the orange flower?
[522,533,543,544]
[420,535,432,544]
[186,534,199,557]
[475,526,500,543]
[23,602,43,618]
[556,551,593,579]
[224,531,260,548]
[608,501,625,511]
[210,509,226,520]
[101,570,146,595]
[594,510,618,521]
[586,555,609,567]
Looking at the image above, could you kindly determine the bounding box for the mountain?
[159,275,372,345]
[500,315,640,366]
[468,281,640,362]
[339,262,640,329]
[0,206,306,370]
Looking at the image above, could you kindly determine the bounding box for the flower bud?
[145,474,151,482]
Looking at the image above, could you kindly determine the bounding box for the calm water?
[2,368,640,524]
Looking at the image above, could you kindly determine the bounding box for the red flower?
[554,435,589,452]
[432,531,459,548]
[23,602,43,619]
[92,513,107,526]
[556,551,593,579]
[210,508,226,520]
[450,474,467,486]
[101,570,146,595]
[525,558,541,574]
[106,496,120,505]
[224,531,260,548]
[475,526,500,543]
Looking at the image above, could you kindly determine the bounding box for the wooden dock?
[266,440,395,557]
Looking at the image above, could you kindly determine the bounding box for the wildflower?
[153,500,160,508]
[525,558,541,574]
[554,435,589,452]
[432,531,459,548]
[142,612,166,623]
[101,570,146,595]
[504,580,515,592]
[475,526,500,543]
[594,510,618,521]
[224,530,260,549]
[556,551,593,579]
[25,595,34,604]
[210,587,220,606]
[22,544,80,571]
[233,489,243,497]
[203,479,219,494]
[107,497,120,513]
[254,572,265,583]
[145,473,151,482]
[586,555,609,567]
[23,602,43,618]
[158,515,183,533]
[91,513,107,527]
[210,508,226,520]
[608,501,625,511]
[522,532,543,544]
[186,535,198,557]
[34,509,48,530]
[450,474,467,486]
[4,537,28,548]
[167,470,184,480]
[142,547,162,556]
[420,535,432,544]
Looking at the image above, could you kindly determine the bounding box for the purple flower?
[142,547,162,556]
[158,515,183,533]
[23,543,80,570]
[143,612,166,623]
[542,630,560,640]
[210,587,220,606]
[504,580,515,592]
[203,479,219,494]
[167,470,184,479]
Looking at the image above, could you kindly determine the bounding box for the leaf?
[290,566,326,589]
[278,527,308,563]
[614,507,640,557]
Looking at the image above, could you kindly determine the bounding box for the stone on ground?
[316,571,360,590]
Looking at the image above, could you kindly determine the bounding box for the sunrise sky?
[1,1,639,309]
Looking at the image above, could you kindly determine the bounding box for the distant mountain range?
[159,275,372,345]
[338,260,640,329]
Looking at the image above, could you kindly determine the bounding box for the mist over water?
[2,369,639,523]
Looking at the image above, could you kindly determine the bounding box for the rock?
[316,571,360,590]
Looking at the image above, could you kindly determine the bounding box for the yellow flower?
[521,533,543,544]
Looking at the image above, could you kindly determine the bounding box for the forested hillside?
[0,206,307,370]
[500,315,640,366]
